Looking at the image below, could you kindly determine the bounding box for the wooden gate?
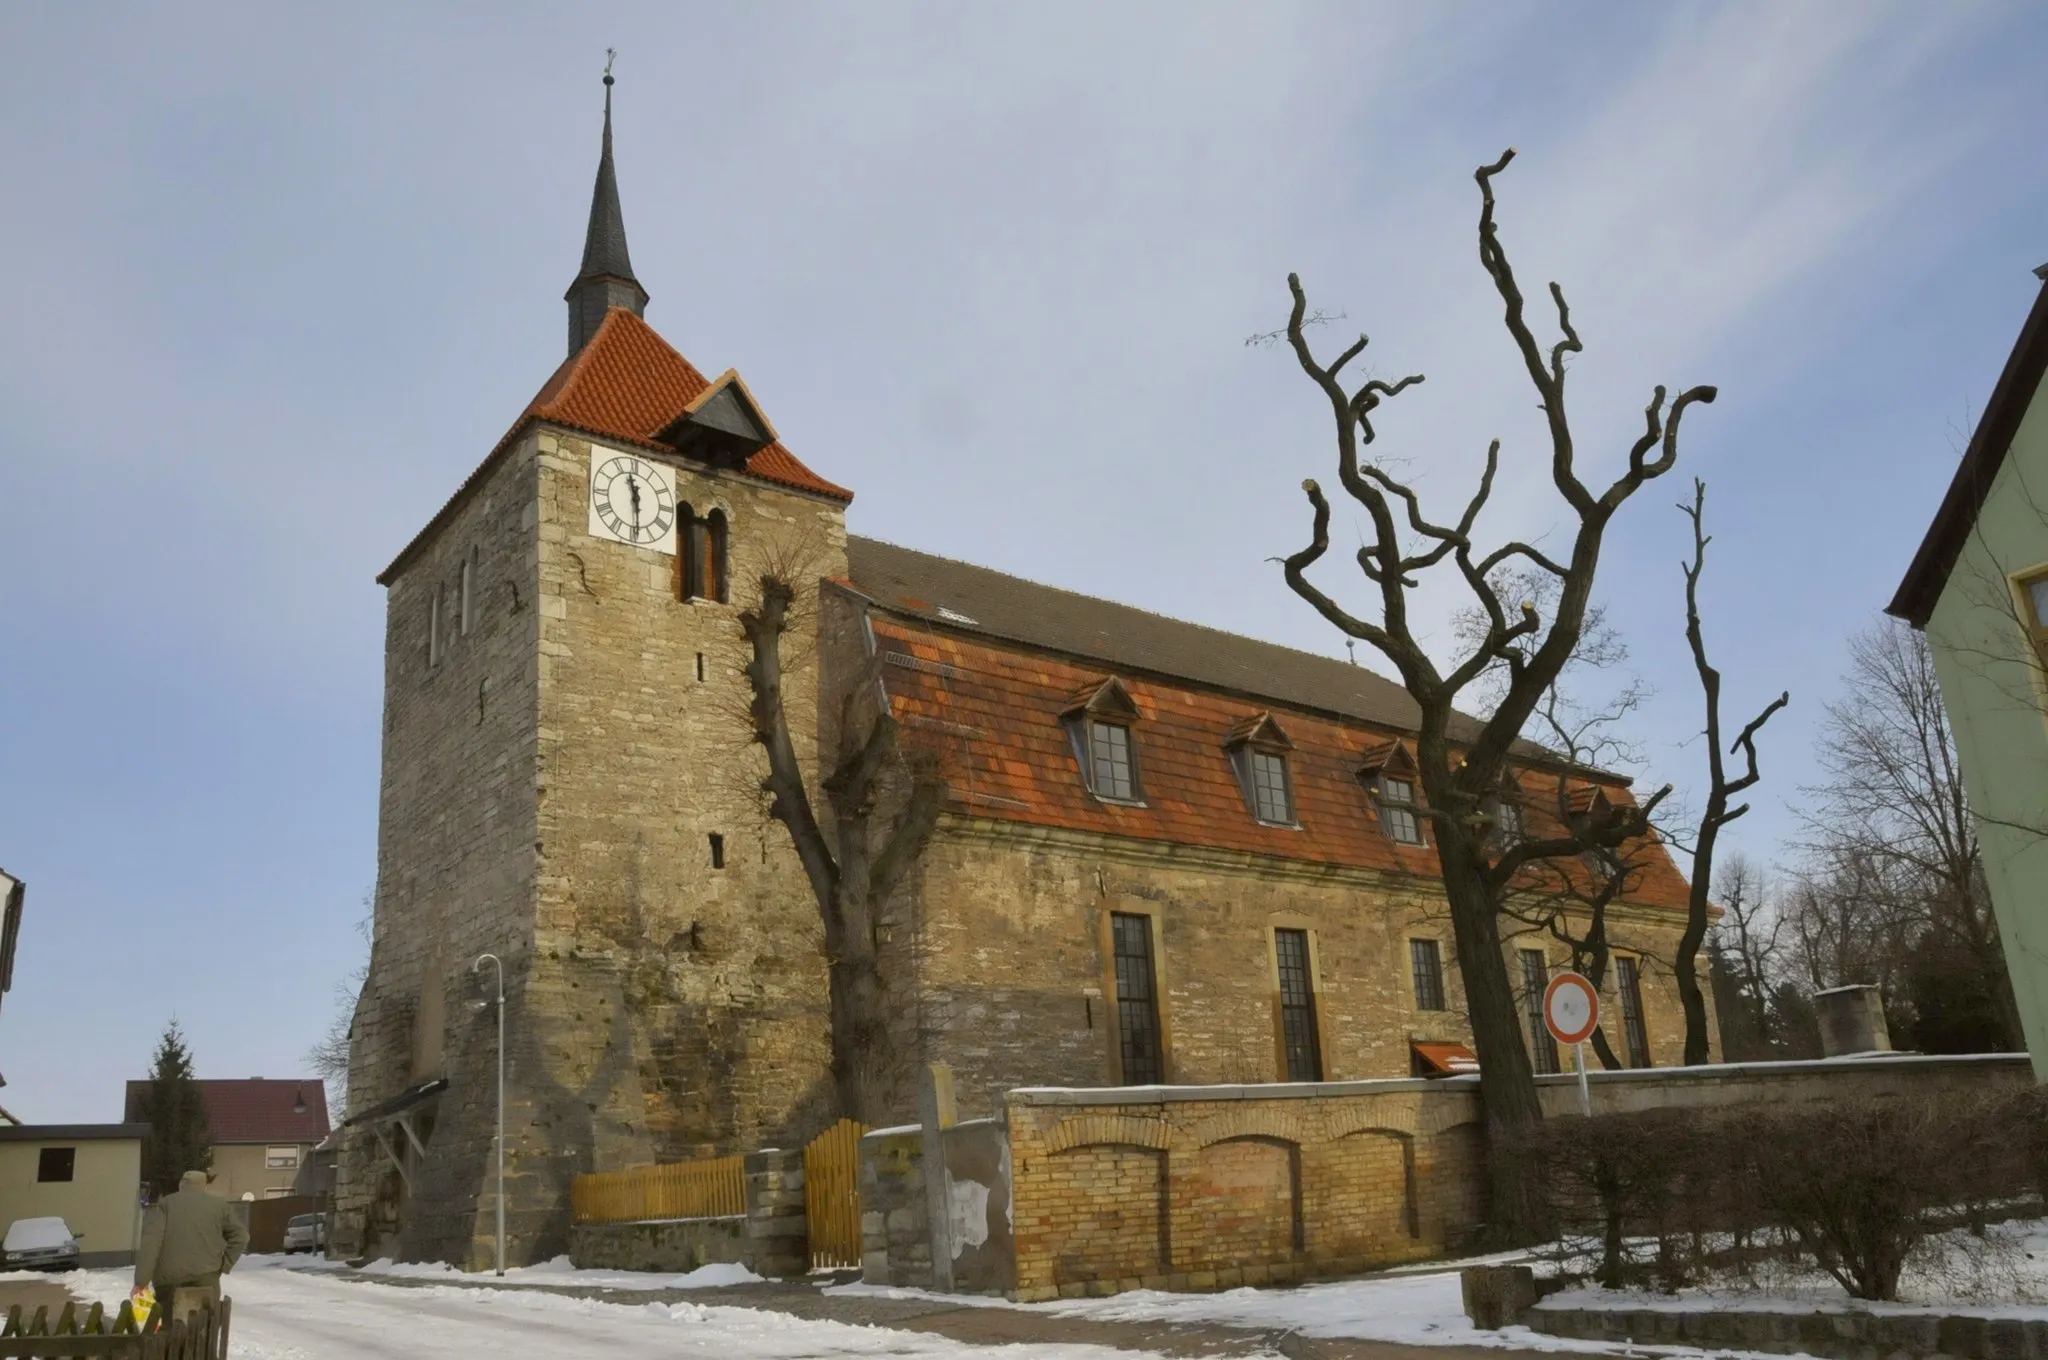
[803,1117,868,1269]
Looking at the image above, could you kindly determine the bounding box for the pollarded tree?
[1277,149,1712,1233]
[139,1020,212,1200]
[739,568,947,1124]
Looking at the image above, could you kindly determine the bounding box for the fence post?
[918,1063,957,1292]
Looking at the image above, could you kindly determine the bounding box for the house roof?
[1889,266,2048,628]
[843,537,1562,765]
[122,1079,330,1145]
[0,1123,148,1144]
[378,308,852,585]
[859,608,1690,909]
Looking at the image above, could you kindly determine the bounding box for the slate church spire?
[564,53,649,357]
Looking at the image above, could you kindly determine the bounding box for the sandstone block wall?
[569,1215,747,1272]
[340,433,543,1266]
[857,1119,1014,1294]
[532,431,849,1169]
[909,820,1706,1122]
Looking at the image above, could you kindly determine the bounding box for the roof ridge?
[846,535,1395,681]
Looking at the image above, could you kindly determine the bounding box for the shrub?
[1519,1091,2038,1301]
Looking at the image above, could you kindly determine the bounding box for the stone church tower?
[336,75,854,1267]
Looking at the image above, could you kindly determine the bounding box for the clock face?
[587,451,677,551]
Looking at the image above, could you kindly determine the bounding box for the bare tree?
[1673,480,1789,1065]
[306,898,372,1115]
[1277,148,1710,1231]
[1797,619,2021,1051]
[739,567,947,1123]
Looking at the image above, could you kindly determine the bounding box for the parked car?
[2,1217,82,1271]
[281,1212,326,1254]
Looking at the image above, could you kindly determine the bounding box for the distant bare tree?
[739,563,947,1123]
[1796,620,2021,1051]
[306,897,371,1115]
[1275,148,1709,1232]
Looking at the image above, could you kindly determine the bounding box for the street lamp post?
[470,953,506,1276]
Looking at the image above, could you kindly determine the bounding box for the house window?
[1110,913,1164,1085]
[1274,928,1323,1082]
[1493,795,1524,848]
[681,507,730,603]
[1380,777,1424,844]
[1616,956,1652,1068]
[1410,938,1446,1012]
[263,1187,293,1199]
[1520,949,1560,1075]
[1246,750,1294,825]
[459,558,474,635]
[36,1147,75,1183]
[2018,570,2048,668]
[265,1146,300,1170]
[1087,722,1139,802]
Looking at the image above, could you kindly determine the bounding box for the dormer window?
[1064,678,1145,805]
[1359,740,1426,845]
[1226,713,1296,827]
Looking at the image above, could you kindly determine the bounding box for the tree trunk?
[824,899,895,1125]
[1440,835,1545,1241]
[1675,816,1721,1067]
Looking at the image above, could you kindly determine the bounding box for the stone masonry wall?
[909,819,1705,1122]
[529,431,848,1184]
[340,433,543,1266]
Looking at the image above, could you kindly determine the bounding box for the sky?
[3,2,2046,1122]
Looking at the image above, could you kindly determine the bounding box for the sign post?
[1543,972,1601,1117]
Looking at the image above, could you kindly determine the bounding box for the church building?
[336,79,1706,1266]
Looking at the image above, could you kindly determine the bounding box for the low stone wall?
[1006,1080,1483,1301]
[1529,1299,2048,1360]
[742,1148,808,1278]
[570,1215,747,1271]
[859,1118,1015,1294]
[1532,1052,2032,1119]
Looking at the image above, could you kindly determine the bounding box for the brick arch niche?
[1176,1134,1304,1272]
[1047,1141,1171,1288]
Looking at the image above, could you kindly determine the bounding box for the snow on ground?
[53,1263,1159,1360]
[284,1251,766,1291]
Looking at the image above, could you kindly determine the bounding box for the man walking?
[134,1169,248,1327]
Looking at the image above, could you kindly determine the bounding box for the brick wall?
[1005,1054,2030,1301]
[1006,1080,1481,1300]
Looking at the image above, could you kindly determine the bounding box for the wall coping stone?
[1009,1053,2029,1108]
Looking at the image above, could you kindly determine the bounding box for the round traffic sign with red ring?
[1543,972,1600,1046]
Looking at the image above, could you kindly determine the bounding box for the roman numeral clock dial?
[586,449,678,552]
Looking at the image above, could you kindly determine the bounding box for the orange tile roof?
[869,617,1691,913]
[379,308,850,583]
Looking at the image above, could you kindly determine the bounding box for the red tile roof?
[379,308,851,584]
[122,1079,330,1145]
[866,615,1691,913]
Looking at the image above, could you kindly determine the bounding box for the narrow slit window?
[1380,777,1424,844]
[695,652,707,683]
[1617,956,1652,1068]
[1110,912,1164,1085]
[1410,937,1446,1012]
[429,592,442,667]
[1275,928,1323,1082]
[1521,949,1560,1075]
[459,558,474,636]
[709,833,726,870]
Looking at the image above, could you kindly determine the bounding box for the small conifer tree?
[139,1020,212,1199]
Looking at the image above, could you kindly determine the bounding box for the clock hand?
[627,476,642,531]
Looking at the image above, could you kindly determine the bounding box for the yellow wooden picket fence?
[804,1117,868,1269]
[571,1154,746,1224]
